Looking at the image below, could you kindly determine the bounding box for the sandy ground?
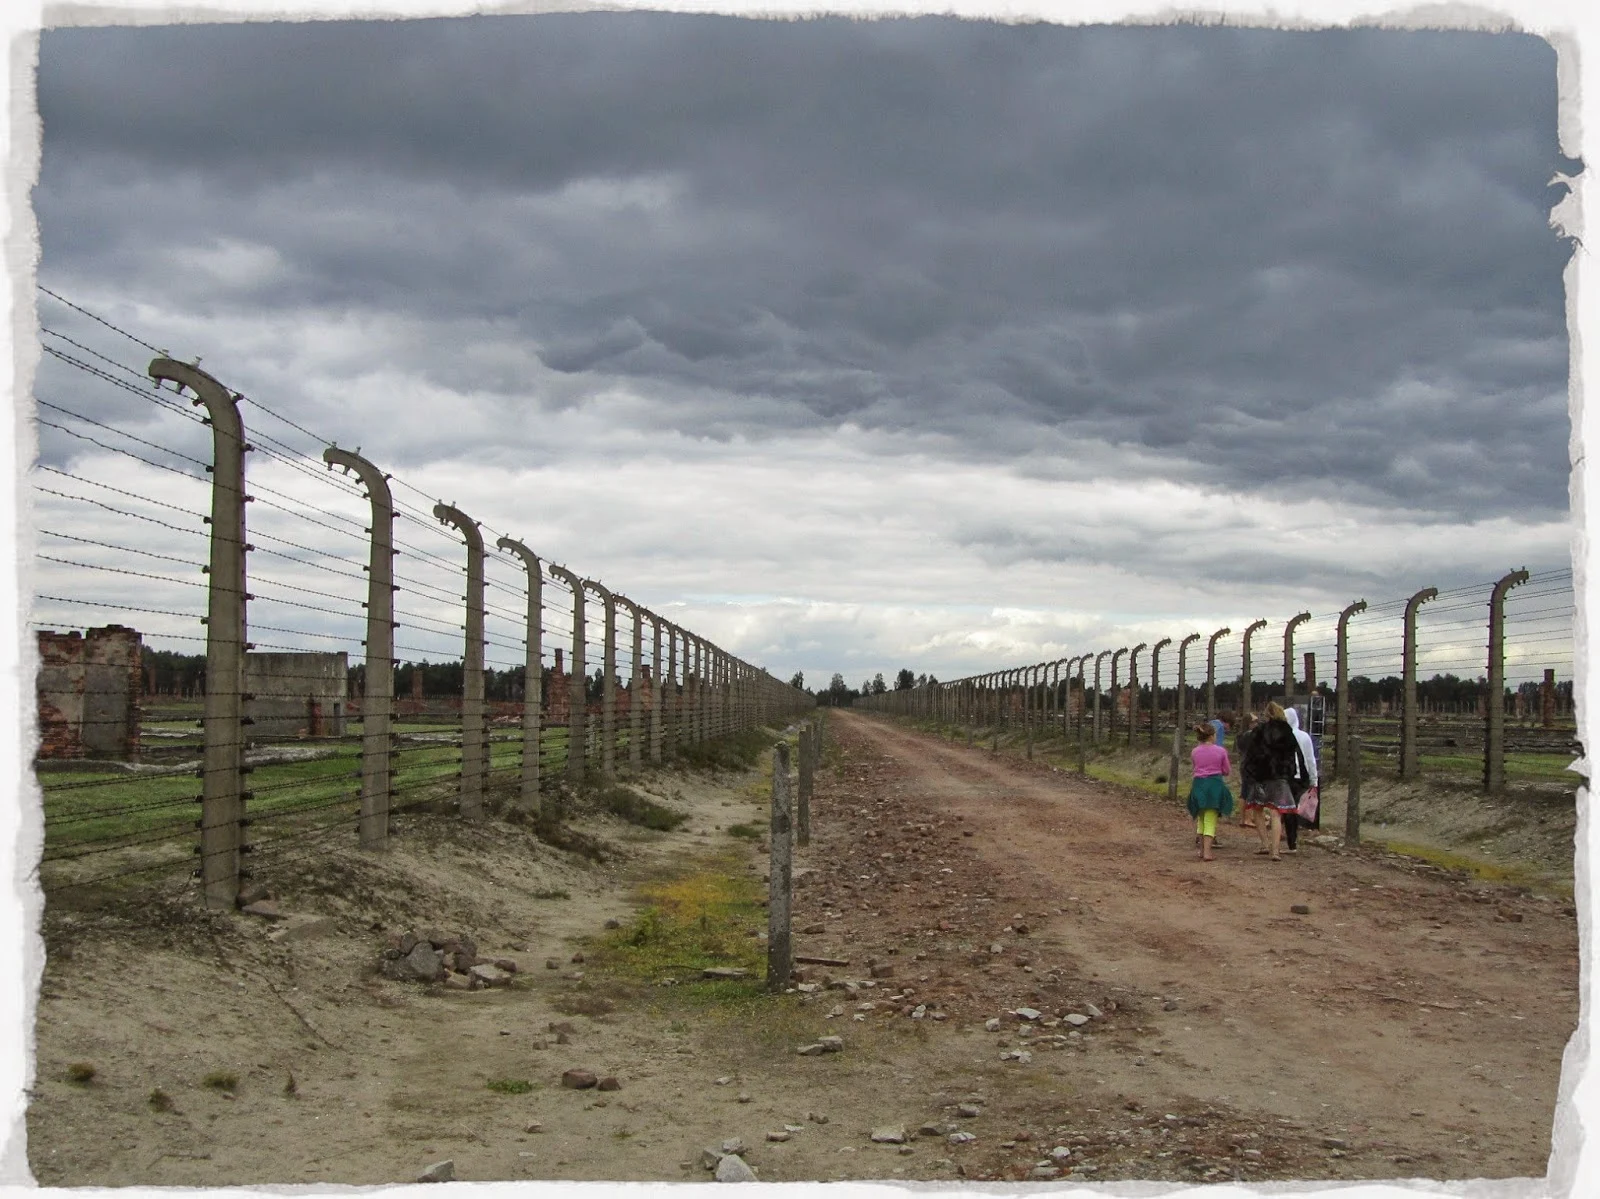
[27,712,1578,1186]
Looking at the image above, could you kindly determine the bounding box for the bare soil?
[27,711,1578,1185]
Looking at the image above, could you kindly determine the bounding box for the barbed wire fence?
[860,566,1576,792]
[30,287,812,909]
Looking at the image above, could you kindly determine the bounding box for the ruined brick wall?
[36,625,143,760]
[244,651,349,738]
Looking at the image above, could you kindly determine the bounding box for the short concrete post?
[798,724,814,846]
[548,564,586,785]
[326,447,396,850]
[1484,569,1529,792]
[1400,587,1438,778]
[1333,600,1366,781]
[767,741,794,991]
[434,502,487,819]
[1240,619,1268,716]
[1149,638,1172,748]
[1206,627,1230,720]
[496,536,544,815]
[1345,734,1362,846]
[153,358,247,908]
[1167,724,1181,805]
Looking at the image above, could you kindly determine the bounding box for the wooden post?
[797,724,813,847]
[1345,735,1362,846]
[767,742,793,990]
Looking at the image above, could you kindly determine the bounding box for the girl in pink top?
[1186,724,1235,862]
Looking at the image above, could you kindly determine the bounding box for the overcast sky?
[28,14,1576,688]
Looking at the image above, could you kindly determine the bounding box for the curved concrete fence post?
[582,580,616,779]
[1149,638,1172,748]
[496,536,544,815]
[1400,587,1439,778]
[1177,633,1202,741]
[1110,648,1127,740]
[434,503,487,820]
[664,623,679,756]
[1205,627,1231,720]
[618,596,644,773]
[1065,656,1082,736]
[647,610,664,764]
[1239,619,1268,717]
[1283,612,1312,699]
[547,564,587,785]
[1484,570,1529,792]
[1093,651,1112,743]
[325,447,396,851]
[1127,643,1146,747]
[1333,600,1367,781]
[153,359,248,908]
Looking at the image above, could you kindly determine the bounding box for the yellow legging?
[1194,809,1218,837]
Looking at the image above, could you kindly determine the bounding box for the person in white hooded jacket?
[1283,706,1319,851]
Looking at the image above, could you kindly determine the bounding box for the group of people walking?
[1185,704,1318,862]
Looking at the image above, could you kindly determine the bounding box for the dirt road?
[27,711,1577,1186]
[805,711,1577,1180]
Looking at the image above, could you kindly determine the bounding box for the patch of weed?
[674,727,778,772]
[65,1062,95,1085]
[726,823,762,839]
[593,856,766,983]
[590,784,688,831]
[487,1078,534,1094]
[201,1071,238,1092]
[533,889,571,901]
[148,1086,174,1111]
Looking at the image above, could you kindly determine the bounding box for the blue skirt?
[1187,774,1235,818]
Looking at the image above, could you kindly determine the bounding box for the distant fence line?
[857,567,1575,795]
[31,288,811,910]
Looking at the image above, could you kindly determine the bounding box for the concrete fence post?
[584,581,617,779]
[1283,612,1311,701]
[153,359,247,908]
[767,741,794,991]
[1206,627,1230,720]
[1484,569,1529,792]
[1345,734,1363,846]
[495,536,544,815]
[1077,657,1090,772]
[798,723,814,846]
[1177,633,1201,739]
[648,610,663,764]
[1240,619,1268,717]
[326,447,396,851]
[1167,724,1181,805]
[1149,638,1172,748]
[434,503,487,819]
[1400,586,1439,778]
[619,596,644,773]
[1092,652,1109,743]
[548,564,586,785]
[1127,642,1146,747]
[1333,599,1367,781]
[1109,648,1127,741]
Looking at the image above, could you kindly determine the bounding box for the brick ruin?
[244,651,349,738]
[36,625,143,760]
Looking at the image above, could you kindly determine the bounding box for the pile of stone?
[378,929,518,990]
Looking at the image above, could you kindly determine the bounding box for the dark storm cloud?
[34,16,1572,521]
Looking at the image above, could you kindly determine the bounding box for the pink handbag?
[1296,786,1320,823]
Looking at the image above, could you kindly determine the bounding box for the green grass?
[486,1078,535,1094]
[591,853,767,985]
[201,1070,238,1092]
[533,888,571,900]
[726,823,762,839]
[66,1062,95,1085]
